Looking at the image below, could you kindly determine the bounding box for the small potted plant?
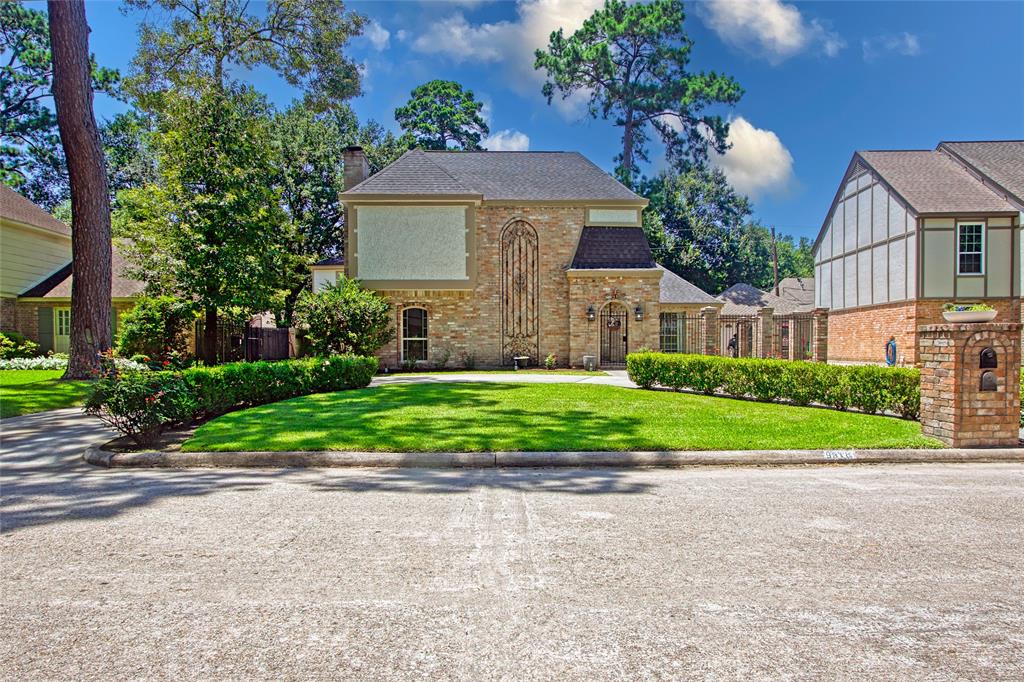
[942,302,997,323]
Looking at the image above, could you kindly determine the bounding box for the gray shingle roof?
[658,265,717,304]
[857,150,1017,214]
[343,150,644,202]
[1,185,72,237]
[772,277,815,307]
[570,227,655,269]
[717,283,811,316]
[939,140,1024,206]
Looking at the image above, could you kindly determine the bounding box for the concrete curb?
[83,444,1024,469]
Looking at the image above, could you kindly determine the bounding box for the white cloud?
[395,29,408,42]
[482,129,531,151]
[862,32,921,62]
[410,0,604,119]
[709,117,794,198]
[364,21,390,51]
[698,0,844,63]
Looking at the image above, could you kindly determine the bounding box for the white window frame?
[55,307,71,336]
[401,307,428,363]
[956,222,985,276]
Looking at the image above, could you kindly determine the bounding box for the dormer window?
[957,222,985,275]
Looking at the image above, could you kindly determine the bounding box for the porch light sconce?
[586,305,596,321]
[634,305,643,322]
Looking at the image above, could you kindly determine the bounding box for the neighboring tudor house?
[315,147,715,368]
[813,140,1023,365]
[0,186,144,353]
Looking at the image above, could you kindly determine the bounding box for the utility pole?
[770,226,780,296]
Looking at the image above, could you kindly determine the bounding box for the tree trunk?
[621,118,635,188]
[203,306,218,364]
[48,0,112,379]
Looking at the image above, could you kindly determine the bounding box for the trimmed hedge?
[85,355,378,445]
[627,352,921,419]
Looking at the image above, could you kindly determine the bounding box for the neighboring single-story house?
[318,147,715,368]
[812,140,1023,365]
[0,185,144,353]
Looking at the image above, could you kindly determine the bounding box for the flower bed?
[627,352,921,419]
[85,355,378,446]
[0,355,150,372]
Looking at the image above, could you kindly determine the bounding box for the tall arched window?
[402,308,428,362]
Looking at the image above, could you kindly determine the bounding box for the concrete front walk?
[2,457,1023,679]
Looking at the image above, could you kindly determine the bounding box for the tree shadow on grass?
[191,382,654,453]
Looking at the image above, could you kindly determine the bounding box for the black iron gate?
[500,219,540,364]
[600,303,628,366]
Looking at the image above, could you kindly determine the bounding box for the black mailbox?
[980,371,997,392]
[980,347,997,369]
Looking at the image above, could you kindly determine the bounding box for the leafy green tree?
[102,110,159,196]
[123,0,365,107]
[534,0,742,185]
[115,295,198,363]
[394,80,489,150]
[293,278,394,357]
[271,101,413,326]
[115,86,291,362]
[640,168,811,293]
[0,1,120,209]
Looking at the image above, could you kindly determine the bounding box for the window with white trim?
[401,308,428,362]
[957,222,985,275]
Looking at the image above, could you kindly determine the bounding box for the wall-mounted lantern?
[586,305,596,321]
[634,305,643,322]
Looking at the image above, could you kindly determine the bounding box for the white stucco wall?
[312,269,341,291]
[356,206,468,281]
[812,167,917,311]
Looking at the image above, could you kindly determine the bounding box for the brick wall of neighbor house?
[9,301,137,347]
[828,301,919,365]
[374,204,660,369]
[0,297,16,333]
[568,273,660,366]
[828,298,1021,365]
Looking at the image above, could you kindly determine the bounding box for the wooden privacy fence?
[657,307,827,361]
[194,317,294,364]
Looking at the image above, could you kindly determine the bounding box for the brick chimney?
[343,146,369,191]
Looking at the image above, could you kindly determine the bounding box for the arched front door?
[600,302,628,366]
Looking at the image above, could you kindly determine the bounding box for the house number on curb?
[822,450,857,461]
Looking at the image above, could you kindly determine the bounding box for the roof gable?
[343,150,644,202]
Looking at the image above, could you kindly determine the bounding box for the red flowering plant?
[83,366,197,447]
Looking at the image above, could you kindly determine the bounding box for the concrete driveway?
[2,410,1022,680]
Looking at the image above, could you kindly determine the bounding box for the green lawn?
[0,370,92,419]
[391,369,607,376]
[185,382,941,453]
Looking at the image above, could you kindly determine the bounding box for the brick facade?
[567,271,661,366]
[918,322,1021,447]
[828,298,1021,366]
[4,300,136,350]
[374,205,661,369]
[0,297,16,334]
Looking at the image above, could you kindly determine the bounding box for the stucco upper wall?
[350,205,471,286]
[0,219,72,298]
[920,215,1020,299]
[813,165,916,311]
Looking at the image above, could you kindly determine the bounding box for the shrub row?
[626,352,921,419]
[85,355,378,446]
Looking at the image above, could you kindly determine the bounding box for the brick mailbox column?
[811,308,829,362]
[701,306,720,356]
[918,322,1021,448]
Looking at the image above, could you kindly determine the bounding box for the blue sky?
[71,0,1024,241]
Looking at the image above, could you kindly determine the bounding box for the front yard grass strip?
[184,382,942,453]
[386,369,607,376]
[0,369,92,419]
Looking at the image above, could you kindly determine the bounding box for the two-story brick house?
[812,140,1023,365]
[313,147,711,369]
